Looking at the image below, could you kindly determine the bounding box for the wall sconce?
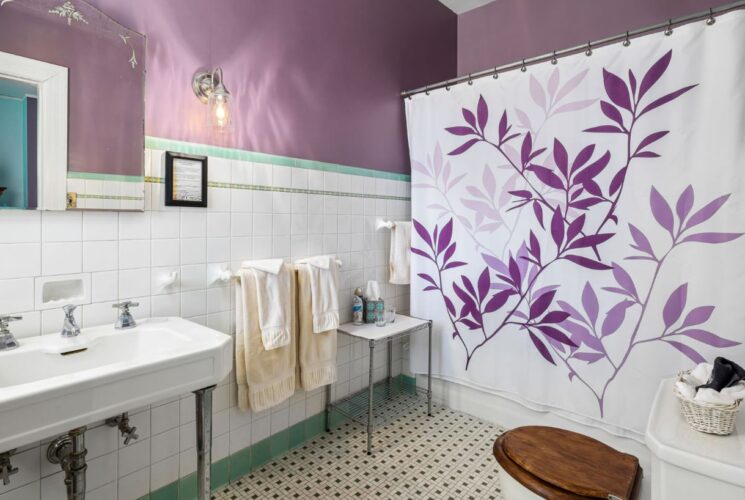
[192,67,232,132]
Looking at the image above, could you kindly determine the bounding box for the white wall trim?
[0,51,68,211]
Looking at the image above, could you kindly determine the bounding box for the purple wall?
[87,0,457,175]
[458,0,717,75]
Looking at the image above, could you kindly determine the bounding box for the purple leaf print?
[574,352,605,363]
[412,247,434,262]
[437,219,454,254]
[564,255,613,270]
[609,168,627,196]
[555,69,588,103]
[484,290,515,313]
[635,131,669,155]
[600,101,624,127]
[581,283,599,326]
[530,75,546,110]
[540,311,571,324]
[678,329,740,348]
[639,50,672,99]
[639,85,698,117]
[508,256,522,289]
[663,284,688,329]
[538,325,576,346]
[628,224,655,257]
[521,133,533,166]
[572,145,596,173]
[554,99,596,114]
[566,233,614,251]
[529,331,556,365]
[553,139,569,178]
[612,264,638,299]
[666,340,706,364]
[635,151,660,159]
[628,70,637,97]
[533,201,544,228]
[566,214,586,242]
[477,267,491,301]
[551,207,564,249]
[681,233,744,244]
[530,290,556,320]
[584,125,625,134]
[449,138,480,156]
[418,273,437,287]
[563,320,604,352]
[601,300,635,337]
[675,185,694,223]
[477,96,489,132]
[529,165,564,190]
[547,68,560,98]
[650,187,675,237]
[511,190,533,200]
[443,243,457,264]
[681,306,714,328]
[446,126,476,136]
[444,297,456,316]
[443,261,467,270]
[515,108,532,130]
[684,194,730,230]
[498,111,508,140]
[462,108,477,129]
[413,219,432,248]
[602,69,632,111]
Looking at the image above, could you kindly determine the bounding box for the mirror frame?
[0,50,67,210]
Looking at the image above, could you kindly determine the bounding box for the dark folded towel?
[696,357,745,393]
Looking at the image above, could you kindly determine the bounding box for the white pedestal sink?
[0,316,232,499]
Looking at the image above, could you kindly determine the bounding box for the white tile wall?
[0,149,411,500]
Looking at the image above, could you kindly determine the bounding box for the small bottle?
[352,288,364,325]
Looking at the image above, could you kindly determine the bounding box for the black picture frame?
[165,151,208,207]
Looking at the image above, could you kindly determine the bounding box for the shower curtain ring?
[467,74,473,85]
[622,31,631,47]
[520,59,527,72]
[585,42,592,56]
[424,86,429,96]
[664,19,673,36]
[706,8,716,25]
[550,51,558,65]
[492,68,498,79]
[445,82,450,91]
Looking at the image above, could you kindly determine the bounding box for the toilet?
[493,426,642,499]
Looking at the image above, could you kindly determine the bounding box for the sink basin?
[0,317,232,452]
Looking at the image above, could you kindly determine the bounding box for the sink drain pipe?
[47,427,87,500]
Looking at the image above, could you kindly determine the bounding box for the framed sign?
[165,152,208,207]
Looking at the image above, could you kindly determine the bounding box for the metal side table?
[325,315,432,455]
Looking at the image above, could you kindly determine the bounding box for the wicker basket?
[673,370,742,435]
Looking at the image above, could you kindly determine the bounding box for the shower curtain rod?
[401,0,745,99]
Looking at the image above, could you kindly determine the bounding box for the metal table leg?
[386,338,392,385]
[427,321,433,417]
[367,339,375,455]
[195,385,215,500]
[325,383,332,432]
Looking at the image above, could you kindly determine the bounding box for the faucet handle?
[112,301,139,312]
[0,315,21,330]
[62,304,77,316]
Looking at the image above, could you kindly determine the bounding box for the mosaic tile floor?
[212,405,505,499]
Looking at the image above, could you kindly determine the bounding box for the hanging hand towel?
[235,268,296,412]
[295,255,340,333]
[242,259,292,350]
[389,221,412,285]
[297,264,337,390]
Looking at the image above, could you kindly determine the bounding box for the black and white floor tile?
[212,405,505,499]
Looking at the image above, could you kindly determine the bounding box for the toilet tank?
[646,379,745,499]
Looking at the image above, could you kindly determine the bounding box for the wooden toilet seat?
[493,426,642,499]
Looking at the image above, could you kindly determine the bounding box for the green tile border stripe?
[67,171,144,183]
[77,194,145,201]
[145,176,411,201]
[145,136,412,182]
[138,374,417,500]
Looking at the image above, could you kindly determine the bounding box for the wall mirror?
[0,0,146,211]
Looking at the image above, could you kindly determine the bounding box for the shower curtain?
[405,9,745,438]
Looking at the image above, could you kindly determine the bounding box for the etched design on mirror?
[119,34,138,69]
[48,1,87,25]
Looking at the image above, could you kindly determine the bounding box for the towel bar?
[227,259,343,281]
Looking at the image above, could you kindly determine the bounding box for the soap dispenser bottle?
[352,288,364,325]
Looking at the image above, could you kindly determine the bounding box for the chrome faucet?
[113,301,139,329]
[61,304,81,338]
[0,315,21,351]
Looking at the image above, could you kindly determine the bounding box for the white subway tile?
[82,241,118,272]
[0,278,34,313]
[180,211,206,238]
[41,211,81,242]
[119,212,151,240]
[118,240,150,270]
[0,243,40,279]
[0,211,40,244]
[42,242,82,275]
[82,212,118,241]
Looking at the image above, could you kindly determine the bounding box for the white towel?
[389,221,411,285]
[695,383,745,405]
[295,255,340,333]
[241,259,291,350]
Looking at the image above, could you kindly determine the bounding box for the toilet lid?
[501,426,640,499]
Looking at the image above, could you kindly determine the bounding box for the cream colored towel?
[235,268,296,412]
[242,259,291,350]
[389,221,411,284]
[296,255,340,333]
[297,264,337,390]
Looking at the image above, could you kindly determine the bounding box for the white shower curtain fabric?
[405,10,745,439]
